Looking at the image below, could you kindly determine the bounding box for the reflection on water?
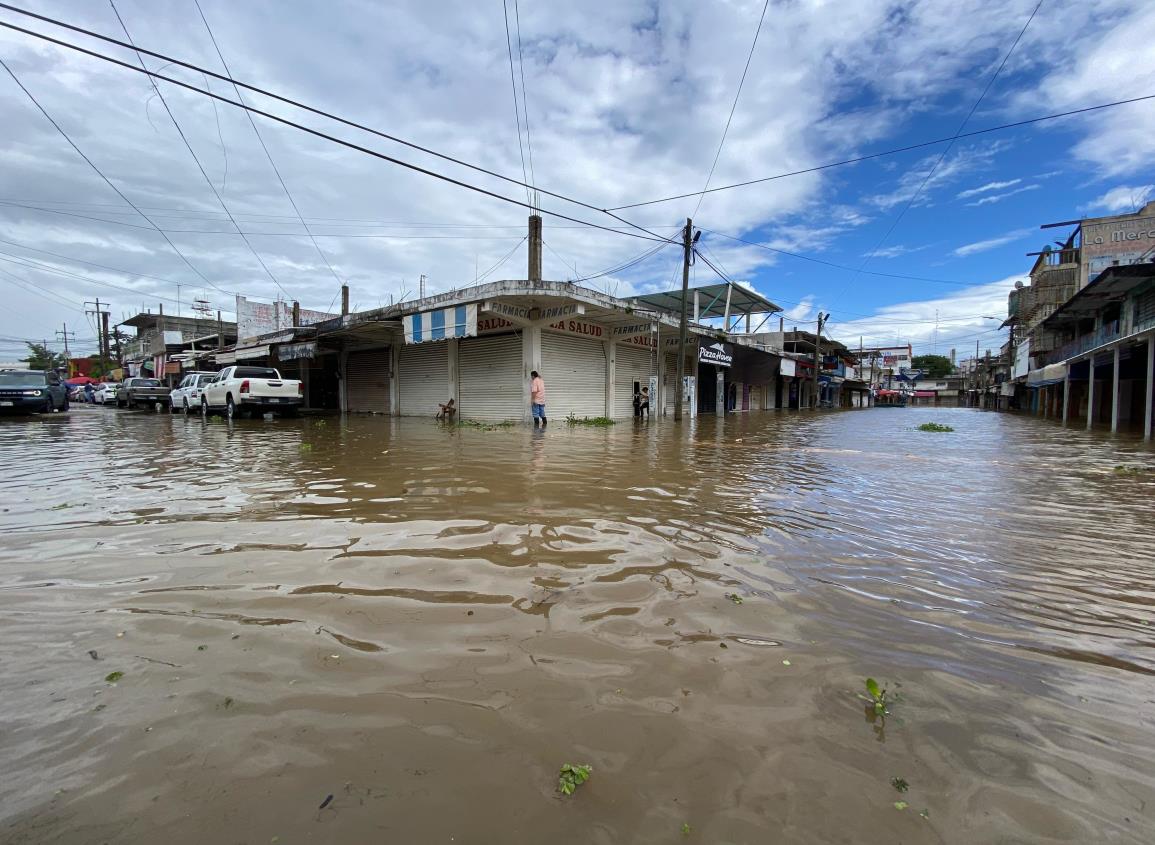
[1,406,1153,843]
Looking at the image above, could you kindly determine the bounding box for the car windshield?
[134,379,162,387]
[234,367,279,378]
[0,371,42,385]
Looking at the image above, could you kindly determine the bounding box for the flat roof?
[636,283,780,318]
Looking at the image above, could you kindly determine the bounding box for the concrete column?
[722,284,732,329]
[693,291,700,323]
[657,341,666,415]
[523,326,541,423]
[1146,336,1154,440]
[715,367,725,417]
[338,348,348,413]
[1062,373,1069,424]
[389,342,400,416]
[604,340,615,419]
[1041,386,1048,419]
[1086,357,1095,430]
[1111,346,1121,433]
[447,338,459,403]
[745,313,751,334]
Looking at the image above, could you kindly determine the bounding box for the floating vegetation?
[917,422,954,433]
[104,671,124,683]
[557,763,592,796]
[891,777,909,793]
[565,414,615,426]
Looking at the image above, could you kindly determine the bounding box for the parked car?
[200,365,302,419]
[0,369,70,414]
[169,371,219,414]
[94,382,120,405]
[116,377,171,411]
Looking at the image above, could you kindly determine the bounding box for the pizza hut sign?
[698,340,733,368]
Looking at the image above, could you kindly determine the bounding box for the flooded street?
[2,406,1153,844]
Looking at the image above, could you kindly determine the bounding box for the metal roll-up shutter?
[346,347,391,414]
[459,333,523,421]
[541,331,606,419]
[398,343,449,416]
[614,344,655,417]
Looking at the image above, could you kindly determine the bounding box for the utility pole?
[55,323,75,374]
[85,298,111,378]
[812,311,827,409]
[674,218,695,421]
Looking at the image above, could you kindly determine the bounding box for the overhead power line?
[192,0,345,294]
[502,0,532,208]
[608,93,1155,211]
[0,17,673,245]
[108,0,292,302]
[0,55,224,295]
[700,228,977,287]
[512,0,538,210]
[0,3,666,242]
[853,0,1044,280]
[691,0,770,220]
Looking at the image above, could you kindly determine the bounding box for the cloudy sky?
[1,0,1154,364]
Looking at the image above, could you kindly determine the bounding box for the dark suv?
[0,369,70,414]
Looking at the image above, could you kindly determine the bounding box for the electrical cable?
[0,18,674,245]
[700,228,976,287]
[852,1,1044,281]
[475,236,528,284]
[0,55,224,295]
[502,0,532,208]
[690,0,769,220]
[512,0,538,210]
[0,3,668,240]
[108,0,292,302]
[608,93,1155,211]
[192,0,345,297]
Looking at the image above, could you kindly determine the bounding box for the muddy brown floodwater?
[1,406,1154,844]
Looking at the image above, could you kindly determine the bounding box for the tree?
[22,342,66,371]
[911,354,953,378]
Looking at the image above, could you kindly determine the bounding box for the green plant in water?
[916,422,954,432]
[1113,464,1147,475]
[557,763,592,796]
[861,677,890,717]
[565,414,615,426]
[681,822,692,835]
[725,593,743,605]
[458,419,515,431]
[299,442,313,451]
[891,777,909,793]
[104,671,124,683]
[894,801,909,811]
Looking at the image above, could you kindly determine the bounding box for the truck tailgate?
[247,379,299,399]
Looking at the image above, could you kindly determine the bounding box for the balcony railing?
[1045,320,1120,364]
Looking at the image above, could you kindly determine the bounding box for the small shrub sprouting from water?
[1113,464,1148,475]
[917,422,954,433]
[557,763,592,796]
[565,414,615,426]
[860,677,890,717]
[891,777,909,793]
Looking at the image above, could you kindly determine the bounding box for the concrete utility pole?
[812,312,827,408]
[85,298,110,378]
[341,285,350,316]
[55,324,75,373]
[528,215,543,283]
[674,218,694,421]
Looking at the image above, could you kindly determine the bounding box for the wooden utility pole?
[812,312,827,408]
[674,218,693,421]
[85,298,110,378]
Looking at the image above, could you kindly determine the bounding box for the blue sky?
[0,0,1153,363]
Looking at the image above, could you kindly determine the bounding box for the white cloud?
[782,295,815,322]
[952,228,1034,257]
[862,244,927,259]
[827,275,1024,355]
[957,179,1021,199]
[965,184,1041,206]
[1081,185,1154,215]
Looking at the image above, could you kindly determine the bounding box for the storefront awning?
[1027,362,1068,387]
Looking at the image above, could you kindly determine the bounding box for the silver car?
[169,371,219,414]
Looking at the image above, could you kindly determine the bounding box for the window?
[233,367,279,379]
[0,371,36,385]
[135,379,162,387]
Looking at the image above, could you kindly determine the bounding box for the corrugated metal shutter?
[398,342,449,416]
[664,350,694,414]
[614,344,655,417]
[346,347,391,414]
[459,333,523,421]
[541,331,606,419]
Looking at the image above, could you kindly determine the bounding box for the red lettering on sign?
[478,317,513,332]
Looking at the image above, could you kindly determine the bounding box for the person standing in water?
[530,370,547,428]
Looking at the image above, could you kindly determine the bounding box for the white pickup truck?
[200,365,302,419]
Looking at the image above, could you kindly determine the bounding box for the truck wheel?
[61,396,69,411]
[43,397,54,413]
[226,396,238,420]
[183,399,191,415]
[201,398,210,419]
